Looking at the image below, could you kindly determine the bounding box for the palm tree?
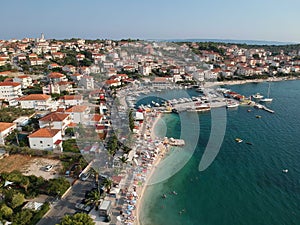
[118,156,128,170]
[85,190,101,210]
[103,178,113,194]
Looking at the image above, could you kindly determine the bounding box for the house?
[57,81,74,94]
[76,54,85,61]
[69,73,83,82]
[105,79,121,88]
[18,94,54,110]
[42,83,60,95]
[0,122,17,145]
[13,75,33,88]
[59,95,83,106]
[80,66,91,75]
[62,65,76,73]
[28,128,62,151]
[39,112,71,135]
[48,63,61,70]
[88,114,103,126]
[29,58,44,66]
[52,52,65,59]
[79,76,94,89]
[65,105,90,124]
[0,82,22,100]
[152,77,173,87]
[48,72,67,83]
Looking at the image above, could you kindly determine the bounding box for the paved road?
[37,179,93,225]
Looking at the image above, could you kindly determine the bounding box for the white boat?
[226,101,239,108]
[260,98,273,102]
[260,83,273,102]
[282,169,288,173]
[252,93,264,99]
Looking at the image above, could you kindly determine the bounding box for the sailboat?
[260,83,273,102]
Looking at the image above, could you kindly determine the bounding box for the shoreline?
[204,76,299,87]
[135,112,163,225]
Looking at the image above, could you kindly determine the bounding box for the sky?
[1,0,300,43]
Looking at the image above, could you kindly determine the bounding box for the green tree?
[58,212,95,225]
[12,210,33,225]
[47,177,70,197]
[10,193,25,209]
[85,190,101,209]
[128,110,135,132]
[0,204,13,219]
[103,178,113,193]
[107,132,118,156]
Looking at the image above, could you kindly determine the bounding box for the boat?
[235,138,243,143]
[256,115,262,118]
[246,142,253,145]
[260,83,273,102]
[226,101,239,108]
[247,109,252,112]
[252,93,264,99]
[282,169,288,173]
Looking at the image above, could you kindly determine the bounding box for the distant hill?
[151,39,298,46]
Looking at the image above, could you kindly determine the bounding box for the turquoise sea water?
[139,80,300,225]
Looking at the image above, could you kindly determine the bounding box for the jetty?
[164,137,185,146]
[254,103,275,113]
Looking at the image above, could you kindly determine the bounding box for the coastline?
[204,76,299,87]
[135,112,164,225]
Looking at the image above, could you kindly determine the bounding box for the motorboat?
[282,169,288,173]
[235,138,243,143]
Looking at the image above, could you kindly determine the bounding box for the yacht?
[252,93,264,99]
[260,84,273,102]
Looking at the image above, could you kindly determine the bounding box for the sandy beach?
[135,112,164,225]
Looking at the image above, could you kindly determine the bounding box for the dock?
[254,103,275,113]
[164,137,185,146]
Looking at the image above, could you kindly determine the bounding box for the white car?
[45,165,53,172]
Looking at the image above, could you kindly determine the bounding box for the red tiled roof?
[54,139,62,145]
[19,94,51,101]
[91,114,102,122]
[48,72,64,78]
[68,122,77,127]
[0,122,16,132]
[28,128,61,138]
[0,82,21,87]
[39,112,69,122]
[65,105,88,113]
[60,95,82,101]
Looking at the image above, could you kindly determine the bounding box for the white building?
[18,94,54,110]
[59,95,83,106]
[39,112,71,135]
[0,122,17,145]
[13,75,33,89]
[79,76,94,89]
[0,82,22,100]
[65,105,90,124]
[28,128,62,151]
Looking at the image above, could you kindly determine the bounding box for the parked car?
[80,172,90,181]
[45,165,53,172]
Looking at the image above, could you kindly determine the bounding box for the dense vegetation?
[0,171,70,224]
[0,107,35,123]
[58,212,95,225]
